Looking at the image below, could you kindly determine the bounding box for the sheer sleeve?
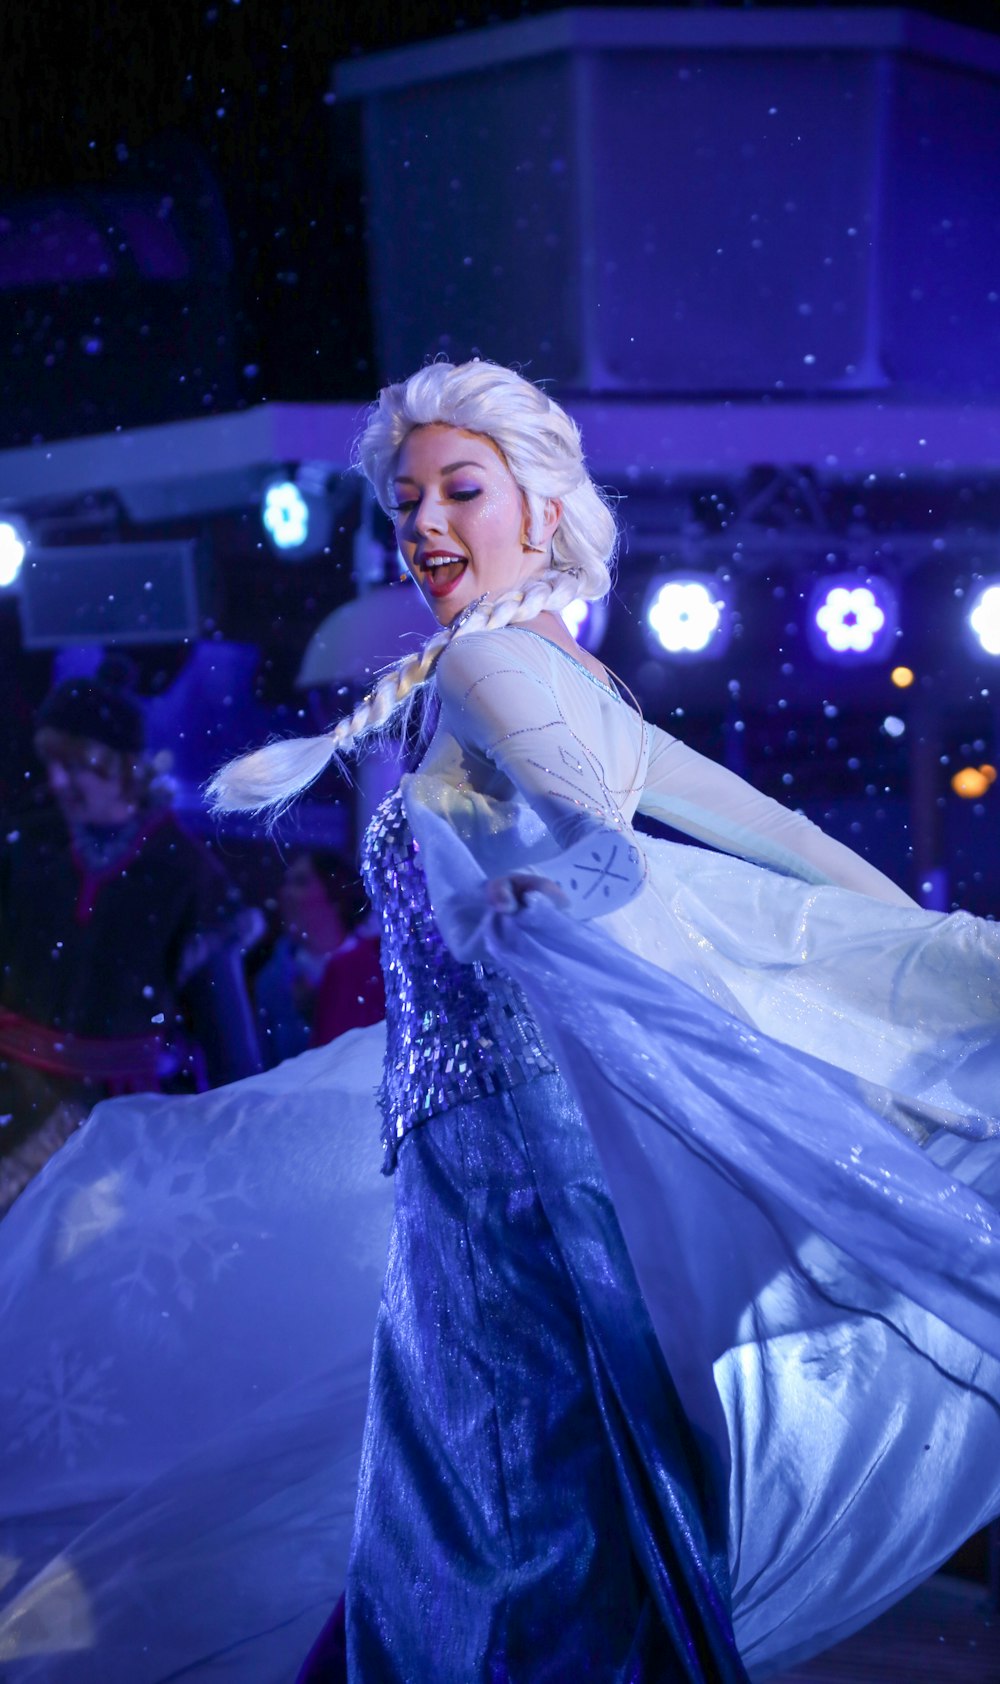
[433,633,647,919]
[640,722,915,907]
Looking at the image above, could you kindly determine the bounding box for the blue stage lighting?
[808,575,897,663]
[262,479,310,552]
[969,583,1000,657]
[0,519,27,589]
[561,597,608,653]
[645,575,729,658]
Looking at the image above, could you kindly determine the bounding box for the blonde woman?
[2,361,1000,1684]
[217,361,1000,1682]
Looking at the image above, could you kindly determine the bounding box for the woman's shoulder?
[435,625,554,695]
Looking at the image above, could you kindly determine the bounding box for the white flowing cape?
[1,630,999,1680]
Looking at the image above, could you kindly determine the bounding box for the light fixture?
[0,517,28,589]
[807,575,898,663]
[561,597,608,653]
[260,463,335,560]
[951,764,997,800]
[644,574,731,659]
[890,665,915,689]
[969,583,1000,657]
[262,480,310,552]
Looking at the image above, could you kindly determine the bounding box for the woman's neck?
[518,609,612,688]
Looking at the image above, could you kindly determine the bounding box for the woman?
[1,362,999,1682]
[217,360,1000,1678]
[253,850,383,1066]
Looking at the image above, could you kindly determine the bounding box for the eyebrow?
[393,460,485,483]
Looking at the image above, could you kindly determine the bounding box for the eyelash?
[390,489,481,515]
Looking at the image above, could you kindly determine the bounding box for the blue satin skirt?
[344,1073,749,1683]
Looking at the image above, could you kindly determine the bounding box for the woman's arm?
[640,722,916,907]
[433,633,647,919]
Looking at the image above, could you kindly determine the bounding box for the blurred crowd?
[0,663,384,1216]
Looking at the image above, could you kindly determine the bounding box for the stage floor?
[772,1576,1000,1683]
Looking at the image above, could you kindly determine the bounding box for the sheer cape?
[1,627,999,1680]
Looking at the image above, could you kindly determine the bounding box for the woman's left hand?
[484,872,569,913]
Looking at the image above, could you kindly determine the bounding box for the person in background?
[0,660,261,1215]
[254,850,384,1067]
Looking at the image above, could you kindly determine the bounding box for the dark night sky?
[4,0,1000,409]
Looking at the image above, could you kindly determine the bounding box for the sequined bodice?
[362,787,557,1173]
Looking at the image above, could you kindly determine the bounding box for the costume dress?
[1,627,1000,1682]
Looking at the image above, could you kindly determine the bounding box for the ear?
[522,495,563,550]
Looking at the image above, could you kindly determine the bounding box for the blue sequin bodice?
[362,787,557,1172]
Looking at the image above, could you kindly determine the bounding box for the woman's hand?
[484,872,569,913]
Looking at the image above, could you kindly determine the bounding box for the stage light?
[262,479,310,552]
[561,597,608,653]
[808,575,897,663]
[645,575,730,658]
[0,518,27,589]
[816,586,882,651]
[260,463,337,560]
[562,599,589,639]
[882,715,905,738]
[969,584,1000,656]
[951,765,997,800]
[890,666,915,689]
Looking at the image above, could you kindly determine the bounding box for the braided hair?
[209,361,617,817]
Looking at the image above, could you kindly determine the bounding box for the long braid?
[208,568,582,816]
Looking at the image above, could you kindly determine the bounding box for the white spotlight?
[646,576,729,658]
[807,574,897,664]
[260,463,336,560]
[262,479,310,552]
[561,598,608,653]
[0,519,27,589]
[970,583,1000,657]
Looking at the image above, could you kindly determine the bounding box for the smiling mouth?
[420,556,468,596]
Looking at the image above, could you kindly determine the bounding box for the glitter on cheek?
[362,788,558,1174]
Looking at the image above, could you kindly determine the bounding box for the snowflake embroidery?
[54,1118,268,1328]
[1,1345,125,1469]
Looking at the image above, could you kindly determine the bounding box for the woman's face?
[390,424,557,626]
[279,855,334,941]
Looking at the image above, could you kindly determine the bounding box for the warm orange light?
[890,666,915,689]
[951,767,991,799]
[980,764,997,787]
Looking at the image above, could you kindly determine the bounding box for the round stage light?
[808,575,897,663]
[262,479,311,552]
[646,577,728,657]
[561,597,609,653]
[561,599,589,640]
[951,765,997,800]
[815,585,883,652]
[0,518,27,589]
[969,584,1000,656]
[890,666,915,689]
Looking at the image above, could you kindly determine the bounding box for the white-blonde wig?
[209,359,618,815]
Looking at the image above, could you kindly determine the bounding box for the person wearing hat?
[0,660,262,1213]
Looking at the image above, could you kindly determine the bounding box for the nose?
[411,492,448,538]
